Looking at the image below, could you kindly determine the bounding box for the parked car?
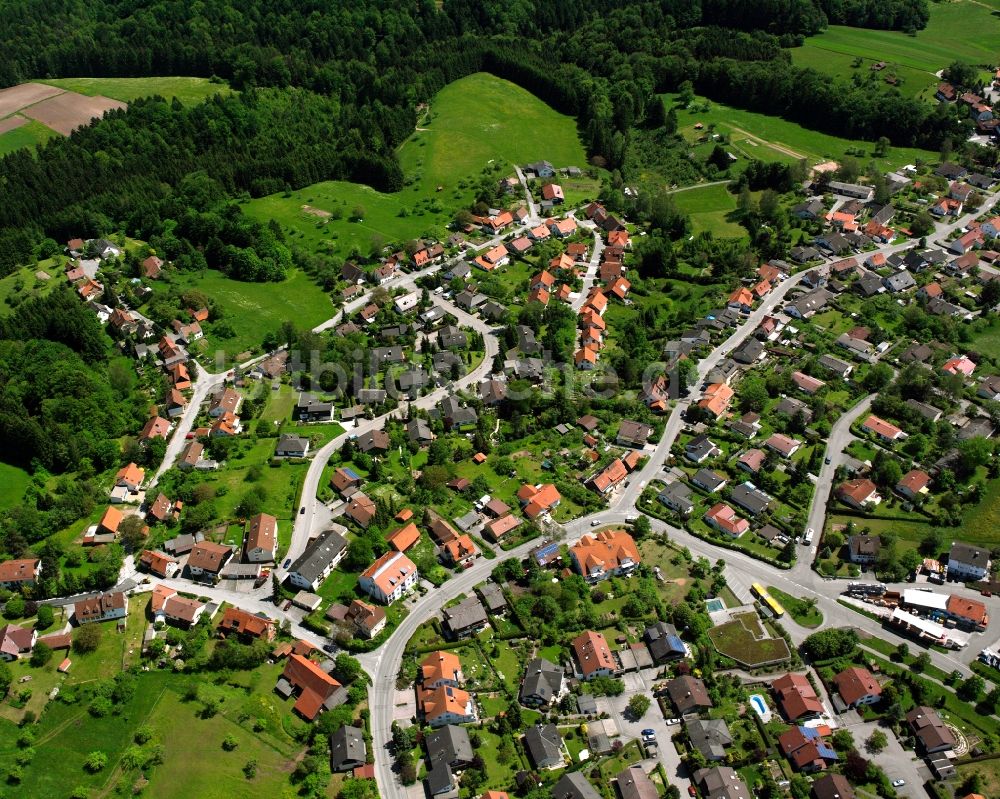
[282,558,292,568]
[891,780,905,788]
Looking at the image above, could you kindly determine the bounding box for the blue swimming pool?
[706,597,725,613]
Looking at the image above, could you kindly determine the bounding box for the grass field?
[38,76,231,106]
[0,259,64,315]
[153,267,333,360]
[767,587,823,628]
[0,118,58,155]
[664,92,937,170]
[791,1,1000,96]
[0,461,31,509]
[243,72,587,255]
[669,183,745,238]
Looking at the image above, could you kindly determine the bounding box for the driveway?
[593,668,693,795]
[841,718,927,796]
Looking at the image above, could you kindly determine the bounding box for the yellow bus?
[751,582,785,618]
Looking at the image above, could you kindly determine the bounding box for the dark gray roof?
[686,718,733,760]
[950,541,990,569]
[426,724,473,766]
[288,529,348,587]
[330,725,366,771]
[524,723,563,767]
[443,597,488,633]
[426,761,454,795]
[729,483,771,516]
[692,469,726,492]
[693,766,750,799]
[520,658,563,705]
[407,418,434,443]
[553,772,600,799]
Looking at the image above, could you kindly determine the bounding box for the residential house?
[697,383,735,419]
[570,530,641,582]
[187,541,233,578]
[139,549,179,579]
[553,773,601,799]
[787,288,833,319]
[616,419,652,448]
[644,621,686,662]
[275,434,310,458]
[779,726,838,772]
[517,483,561,519]
[330,725,367,772]
[150,585,206,628]
[442,535,479,569]
[685,435,720,464]
[704,503,749,537]
[443,597,489,639]
[524,724,565,769]
[833,667,883,712]
[772,673,823,721]
[0,624,37,661]
[729,483,772,517]
[906,706,958,754]
[765,433,801,459]
[356,429,390,454]
[278,653,345,720]
[692,469,728,493]
[737,449,766,475]
[346,492,377,528]
[244,513,278,563]
[896,470,930,501]
[420,683,476,727]
[848,534,881,565]
[942,355,976,377]
[358,551,418,604]
[687,718,733,761]
[220,606,276,641]
[75,591,128,625]
[520,658,564,707]
[837,478,880,510]
[287,529,348,591]
[861,414,903,443]
[571,630,617,680]
[818,354,853,379]
[589,458,628,495]
[883,270,916,293]
[141,415,170,441]
[658,482,694,516]
[146,492,176,524]
[948,542,990,581]
[811,775,855,799]
[792,371,826,394]
[666,675,713,714]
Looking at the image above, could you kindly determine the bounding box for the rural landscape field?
[2,1,1000,799]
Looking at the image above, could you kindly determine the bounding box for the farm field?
[790,1,1000,95]
[243,72,588,255]
[0,81,124,152]
[38,76,231,105]
[669,183,745,238]
[151,267,333,360]
[0,117,58,155]
[663,91,936,171]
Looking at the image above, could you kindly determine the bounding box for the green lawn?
[665,91,936,170]
[0,118,58,155]
[0,461,31,510]
[669,184,745,238]
[150,267,333,360]
[960,476,1000,547]
[243,72,587,256]
[0,260,65,315]
[766,587,823,628]
[38,76,231,105]
[790,1,1000,96]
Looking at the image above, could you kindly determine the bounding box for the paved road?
[794,393,875,578]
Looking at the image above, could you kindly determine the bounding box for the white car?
[891,780,905,788]
[665,718,681,726]
[802,527,814,545]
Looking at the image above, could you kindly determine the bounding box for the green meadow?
[0,461,31,510]
[664,91,937,170]
[38,76,231,105]
[791,1,1000,96]
[670,183,745,238]
[0,118,58,156]
[152,267,334,359]
[243,72,588,255]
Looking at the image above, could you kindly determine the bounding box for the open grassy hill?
[242,72,588,256]
[791,0,1000,98]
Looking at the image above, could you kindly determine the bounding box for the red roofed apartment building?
[572,630,618,680]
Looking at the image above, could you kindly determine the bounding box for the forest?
[0,0,956,280]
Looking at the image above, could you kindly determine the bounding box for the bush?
[3,594,26,619]
[243,759,258,779]
[222,734,239,751]
[83,751,107,773]
[35,605,54,629]
[30,642,52,667]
